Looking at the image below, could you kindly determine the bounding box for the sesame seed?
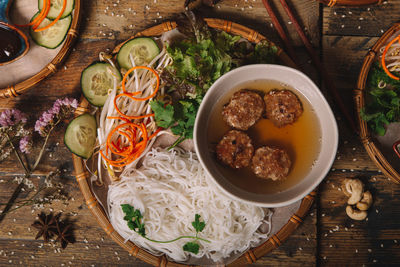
[85,246,89,250]
[117,257,121,261]
[329,244,333,248]
[376,209,379,213]
[359,17,364,21]
[298,247,303,251]
[373,260,377,263]
[324,233,328,237]
[341,25,345,28]
[115,252,118,255]
[368,249,372,252]
[381,244,384,247]
[355,249,358,253]
[323,256,327,260]
[394,240,398,243]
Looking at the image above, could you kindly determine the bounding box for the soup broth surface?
[207,79,321,194]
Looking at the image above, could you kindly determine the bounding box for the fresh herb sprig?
[121,204,210,254]
[150,98,200,149]
[151,14,277,146]
[361,63,400,135]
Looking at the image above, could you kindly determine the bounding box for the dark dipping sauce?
[0,23,24,63]
[208,80,322,194]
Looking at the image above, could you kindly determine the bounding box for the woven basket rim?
[72,18,315,266]
[0,0,82,99]
[355,22,400,184]
[318,0,382,6]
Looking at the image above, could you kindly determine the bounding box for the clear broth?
[207,79,322,194]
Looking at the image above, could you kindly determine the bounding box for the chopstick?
[262,0,359,134]
[261,0,299,65]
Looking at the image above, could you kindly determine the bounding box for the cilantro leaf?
[183,242,200,254]
[150,100,175,129]
[121,204,146,237]
[192,214,205,233]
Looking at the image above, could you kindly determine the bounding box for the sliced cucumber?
[117,37,160,70]
[38,0,75,19]
[64,114,97,159]
[30,13,71,49]
[81,62,122,107]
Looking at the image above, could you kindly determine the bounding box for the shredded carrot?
[100,121,148,167]
[148,127,162,140]
[14,0,50,27]
[121,66,160,101]
[34,0,67,32]
[113,93,155,119]
[381,35,400,81]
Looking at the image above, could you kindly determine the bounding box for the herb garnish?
[361,63,400,135]
[121,204,210,254]
[151,13,277,146]
[150,98,200,149]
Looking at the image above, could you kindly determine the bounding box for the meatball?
[216,130,254,169]
[264,89,303,127]
[222,90,264,130]
[251,146,291,180]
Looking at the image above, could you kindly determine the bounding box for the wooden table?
[1,0,400,266]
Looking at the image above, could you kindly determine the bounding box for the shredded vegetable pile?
[98,49,172,177]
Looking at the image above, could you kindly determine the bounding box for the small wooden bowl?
[355,22,400,184]
[317,0,382,6]
[0,0,82,99]
[72,19,316,266]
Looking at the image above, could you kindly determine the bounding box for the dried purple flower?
[35,98,78,136]
[19,136,31,154]
[0,109,27,127]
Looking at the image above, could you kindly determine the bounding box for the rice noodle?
[108,147,272,263]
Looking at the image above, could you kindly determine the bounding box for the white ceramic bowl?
[194,64,338,207]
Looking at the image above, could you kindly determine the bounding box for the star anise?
[31,212,59,242]
[55,218,75,249]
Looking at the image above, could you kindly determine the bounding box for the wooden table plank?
[322,1,400,37]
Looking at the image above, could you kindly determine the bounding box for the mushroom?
[342,178,364,205]
[346,205,368,221]
[356,191,373,211]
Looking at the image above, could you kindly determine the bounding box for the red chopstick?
[261,0,299,66]
[263,0,359,134]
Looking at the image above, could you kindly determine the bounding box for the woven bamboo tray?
[72,18,316,266]
[318,0,382,6]
[355,22,400,184]
[0,0,82,99]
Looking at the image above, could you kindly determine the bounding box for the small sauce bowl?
[0,0,29,65]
